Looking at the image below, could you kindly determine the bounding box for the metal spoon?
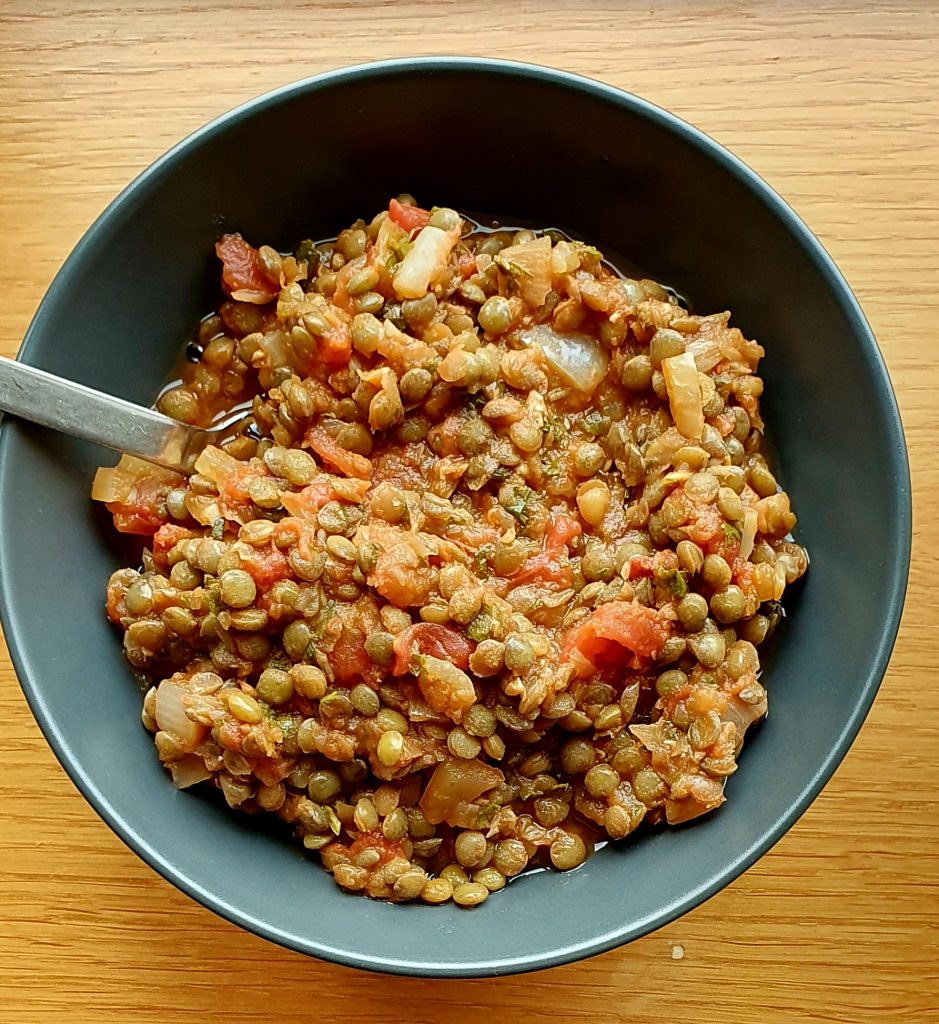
[0,356,245,474]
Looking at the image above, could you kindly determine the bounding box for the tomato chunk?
[388,198,431,233]
[106,475,177,536]
[510,514,582,588]
[306,426,372,479]
[392,623,473,675]
[561,601,672,677]
[215,233,278,303]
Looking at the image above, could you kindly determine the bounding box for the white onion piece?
[155,681,206,751]
[91,455,180,503]
[685,336,722,372]
[193,444,242,485]
[523,324,609,394]
[724,692,768,751]
[738,506,759,561]
[662,351,704,440]
[91,466,134,503]
[496,235,552,307]
[259,328,295,370]
[168,755,212,790]
[393,223,459,299]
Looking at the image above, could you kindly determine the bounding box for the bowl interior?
[0,59,910,976]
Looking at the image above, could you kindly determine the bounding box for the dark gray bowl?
[0,58,911,977]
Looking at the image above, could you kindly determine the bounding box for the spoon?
[0,356,245,474]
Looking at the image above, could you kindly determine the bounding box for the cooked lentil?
[94,197,808,907]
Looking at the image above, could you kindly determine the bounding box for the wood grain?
[1,2,937,1020]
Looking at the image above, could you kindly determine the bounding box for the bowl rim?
[0,55,913,977]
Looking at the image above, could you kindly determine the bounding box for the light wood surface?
[1,2,937,1020]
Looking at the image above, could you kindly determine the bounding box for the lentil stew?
[92,198,807,906]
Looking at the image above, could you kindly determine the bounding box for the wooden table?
[1,2,936,1020]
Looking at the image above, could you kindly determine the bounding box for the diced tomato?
[106,475,176,536]
[215,233,278,303]
[510,514,582,588]
[251,755,295,787]
[330,831,406,870]
[561,601,672,677]
[732,557,760,607]
[280,479,336,518]
[545,514,582,554]
[306,426,372,479]
[392,623,474,676]
[427,415,464,458]
[456,248,477,279]
[238,543,291,590]
[320,322,353,366]
[330,621,375,685]
[388,198,431,233]
[622,553,656,580]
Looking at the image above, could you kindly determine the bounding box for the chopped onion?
[91,455,181,503]
[662,351,704,440]
[185,492,222,527]
[496,235,552,307]
[550,239,581,276]
[193,444,242,486]
[167,755,212,790]
[684,336,723,372]
[155,681,207,751]
[738,506,758,561]
[258,329,295,370]
[393,223,460,299]
[374,215,408,267]
[724,692,768,744]
[522,324,609,394]
[419,757,504,826]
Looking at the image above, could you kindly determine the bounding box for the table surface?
[1,2,937,1021]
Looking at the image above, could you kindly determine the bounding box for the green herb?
[543,413,570,447]
[503,485,536,526]
[474,799,500,829]
[659,568,689,599]
[473,545,494,578]
[308,600,336,644]
[491,466,510,482]
[211,518,225,540]
[722,522,742,544]
[294,239,317,263]
[466,612,493,642]
[582,410,607,437]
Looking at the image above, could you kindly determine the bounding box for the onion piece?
[91,455,181,503]
[193,444,243,486]
[496,235,552,307]
[258,328,295,370]
[155,681,207,751]
[419,757,504,826]
[684,336,723,372]
[550,239,581,276]
[738,506,759,561]
[393,223,460,299]
[522,324,609,394]
[662,351,704,440]
[167,755,212,790]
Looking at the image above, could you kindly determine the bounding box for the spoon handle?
[0,356,203,473]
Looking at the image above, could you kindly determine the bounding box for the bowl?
[0,58,911,976]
